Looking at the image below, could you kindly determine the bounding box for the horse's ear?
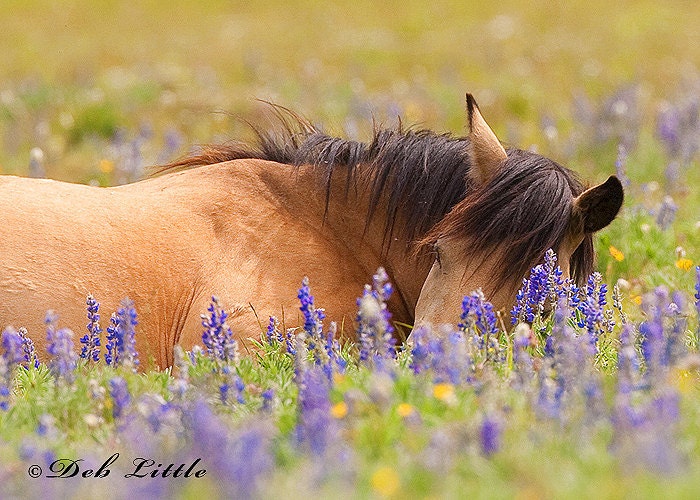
[466,93,508,185]
[572,176,624,232]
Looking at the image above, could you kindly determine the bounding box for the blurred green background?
[1,0,699,301]
[1,0,698,179]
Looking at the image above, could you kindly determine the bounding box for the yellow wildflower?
[330,401,348,419]
[99,159,114,174]
[631,295,642,305]
[371,466,400,497]
[675,258,694,272]
[433,383,455,402]
[673,369,695,394]
[609,245,625,262]
[397,403,415,417]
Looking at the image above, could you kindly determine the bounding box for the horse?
[0,94,623,368]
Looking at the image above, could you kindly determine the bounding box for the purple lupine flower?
[656,196,677,230]
[45,312,77,384]
[612,388,682,473]
[460,290,498,337]
[0,377,10,411]
[37,414,58,438]
[538,297,598,422]
[511,249,566,325]
[577,272,611,348]
[201,296,238,363]
[409,326,474,385]
[357,267,396,364]
[543,249,566,302]
[2,327,25,366]
[656,103,681,157]
[156,127,184,164]
[297,278,342,379]
[666,291,687,367]
[284,328,297,356]
[510,284,529,324]
[639,287,687,381]
[0,327,25,411]
[479,415,502,456]
[132,393,179,434]
[189,400,274,498]
[79,294,102,362]
[18,327,39,369]
[116,298,139,370]
[45,310,58,340]
[296,365,333,456]
[298,276,325,340]
[47,328,78,384]
[617,323,641,395]
[409,325,433,375]
[460,289,500,362]
[109,376,131,419]
[656,98,700,164]
[104,299,140,370]
[613,295,684,472]
[442,329,473,384]
[578,295,604,344]
[104,313,119,366]
[219,365,246,405]
[266,316,283,345]
[639,288,668,377]
[261,389,275,412]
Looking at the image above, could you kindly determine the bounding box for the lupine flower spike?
[357,267,396,365]
[511,249,566,326]
[297,277,344,379]
[0,327,25,411]
[79,294,102,362]
[45,312,77,384]
[109,377,131,419]
[18,327,39,369]
[104,298,140,370]
[201,296,238,364]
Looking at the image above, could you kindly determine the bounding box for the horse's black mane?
[155,105,594,290]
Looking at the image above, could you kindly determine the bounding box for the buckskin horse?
[0,94,622,368]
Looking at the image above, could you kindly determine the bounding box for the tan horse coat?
[0,160,428,368]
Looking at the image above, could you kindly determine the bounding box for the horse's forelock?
[421,148,593,293]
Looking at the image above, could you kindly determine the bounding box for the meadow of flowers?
[1,238,700,498]
[2,1,700,498]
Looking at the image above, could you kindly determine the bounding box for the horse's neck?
[300,161,431,321]
[205,159,429,322]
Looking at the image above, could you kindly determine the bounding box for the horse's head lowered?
[414,94,623,329]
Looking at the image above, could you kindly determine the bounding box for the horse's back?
[0,174,208,366]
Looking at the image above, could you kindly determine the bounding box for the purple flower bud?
[109,377,131,419]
